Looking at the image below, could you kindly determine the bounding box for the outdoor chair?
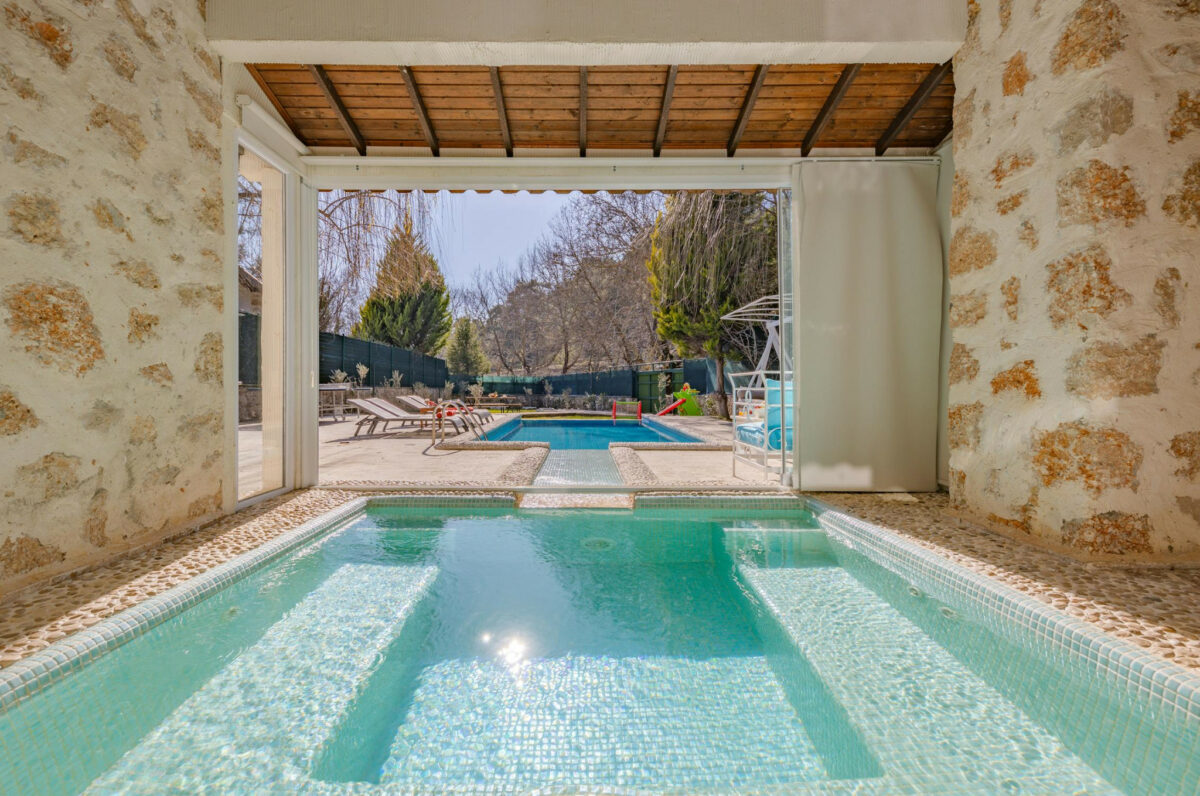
[360,397,472,436]
[347,398,432,436]
[394,394,494,425]
[442,398,495,424]
[730,372,793,480]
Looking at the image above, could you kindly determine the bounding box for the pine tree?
[351,214,452,355]
[352,282,452,355]
[375,216,445,295]
[445,317,490,380]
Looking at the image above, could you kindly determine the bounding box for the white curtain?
[793,161,943,491]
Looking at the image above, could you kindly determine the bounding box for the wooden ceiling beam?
[245,64,306,143]
[400,65,440,156]
[875,60,952,156]
[307,64,366,155]
[579,66,588,157]
[249,62,954,154]
[653,65,679,157]
[726,64,768,157]
[801,63,861,157]
[490,67,513,157]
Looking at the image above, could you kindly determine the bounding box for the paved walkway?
[239,418,527,494]
[239,414,757,493]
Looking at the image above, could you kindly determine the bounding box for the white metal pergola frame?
[721,294,787,387]
[225,98,941,501]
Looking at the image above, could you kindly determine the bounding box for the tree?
[351,216,452,355]
[373,216,446,295]
[352,283,452,355]
[459,263,558,376]
[316,190,438,334]
[445,317,490,380]
[236,175,263,278]
[457,192,668,376]
[646,191,777,417]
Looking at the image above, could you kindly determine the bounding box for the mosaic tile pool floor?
[5,506,1194,793]
[532,450,623,486]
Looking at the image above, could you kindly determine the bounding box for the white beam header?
[208,0,965,65]
[300,154,940,193]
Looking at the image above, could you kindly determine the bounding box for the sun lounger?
[359,397,472,436]
[347,398,431,436]
[393,395,494,425]
[441,399,494,424]
[391,394,437,413]
[348,398,465,437]
[348,398,427,437]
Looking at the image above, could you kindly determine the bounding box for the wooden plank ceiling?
[247,63,953,156]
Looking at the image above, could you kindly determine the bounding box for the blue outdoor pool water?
[484,418,700,448]
[1,503,1197,794]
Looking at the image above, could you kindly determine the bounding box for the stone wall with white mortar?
[0,0,225,595]
[949,0,1200,560]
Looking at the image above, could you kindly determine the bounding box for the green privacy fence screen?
[458,358,720,410]
[238,314,448,389]
[240,312,713,403]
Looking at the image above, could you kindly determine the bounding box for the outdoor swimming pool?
[483,417,701,448]
[1,497,1196,794]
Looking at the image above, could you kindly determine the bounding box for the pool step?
[87,563,437,792]
[737,563,1119,794]
[519,492,635,508]
[722,524,834,569]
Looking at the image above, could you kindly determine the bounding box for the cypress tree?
[445,317,490,380]
[352,216,452,356]
[352,282,451,355]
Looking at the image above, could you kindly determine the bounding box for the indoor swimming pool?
[0,497,1196,794]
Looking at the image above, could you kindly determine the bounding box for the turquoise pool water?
[1,504,1197,794]
[484,418,700,448]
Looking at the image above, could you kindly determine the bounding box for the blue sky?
[428,191,576,289]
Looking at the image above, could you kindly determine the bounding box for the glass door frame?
[226,128,316,510]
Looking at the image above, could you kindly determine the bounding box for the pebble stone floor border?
[812,492,1200,670]
[0,489,392,666]
[1,488,1199,673]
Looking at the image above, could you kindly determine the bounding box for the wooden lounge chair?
[394,395,494,425]
[358,397,472,436]
[391,394,437,414]
[348,398,448,437]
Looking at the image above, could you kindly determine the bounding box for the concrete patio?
[238,413,761,494]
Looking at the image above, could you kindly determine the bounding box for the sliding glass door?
[777,184,797,487]
[236,148,287,499]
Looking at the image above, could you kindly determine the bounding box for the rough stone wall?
[949,0,1200,560]
[0,0,225,595]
